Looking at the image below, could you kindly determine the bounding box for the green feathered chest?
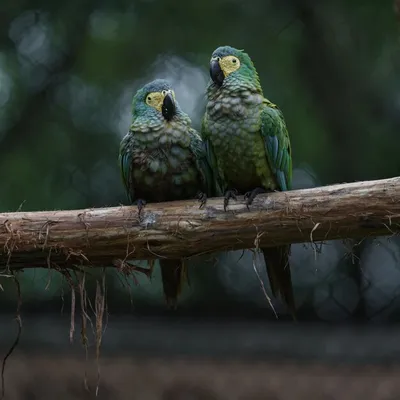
[205,96,277,193]
[127,127,202,202]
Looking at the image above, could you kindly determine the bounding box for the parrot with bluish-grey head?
[119,79,219,309]
[201,46,296,319]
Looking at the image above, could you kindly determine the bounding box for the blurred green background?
[1,0,400,322]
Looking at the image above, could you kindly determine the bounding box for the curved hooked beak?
[162,92,176,121]
[210,59,224,87]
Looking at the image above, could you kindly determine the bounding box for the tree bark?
[1,177,400,270]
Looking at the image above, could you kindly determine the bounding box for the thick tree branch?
[1,177,400,270]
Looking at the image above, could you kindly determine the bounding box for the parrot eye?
[162,90,167,96]
[147,96,152,102]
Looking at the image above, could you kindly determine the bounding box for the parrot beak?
[210,59,224,87]
[162,92,176,121]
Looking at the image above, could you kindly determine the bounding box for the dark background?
[1,0,400,398]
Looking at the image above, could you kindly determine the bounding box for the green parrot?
[202,46,296,319]
[119,79,218,309]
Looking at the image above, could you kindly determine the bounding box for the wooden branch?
[1,177,400,270]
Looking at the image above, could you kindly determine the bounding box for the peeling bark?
[1,177,400,270]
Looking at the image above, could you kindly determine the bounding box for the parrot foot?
[196,191,207,209]
[244,187,267,209]
[223,189,238,212]
[136,198,147,219]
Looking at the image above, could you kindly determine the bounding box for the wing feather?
[260,100,292,191]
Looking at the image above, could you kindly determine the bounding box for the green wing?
[200,115,224,196]
[189,128,222,198]
[118,133,135,203]
[260,99,292,191]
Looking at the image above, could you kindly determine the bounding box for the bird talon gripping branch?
[244,187,267,208]
[136,198,147,219]
[223,189,238,211]
[196,191,207,209]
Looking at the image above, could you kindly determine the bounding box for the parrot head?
[208,46,261,92]
[131,79,178,122]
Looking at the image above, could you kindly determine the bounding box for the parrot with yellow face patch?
[201,46,296,319]
[119,79,219,308]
